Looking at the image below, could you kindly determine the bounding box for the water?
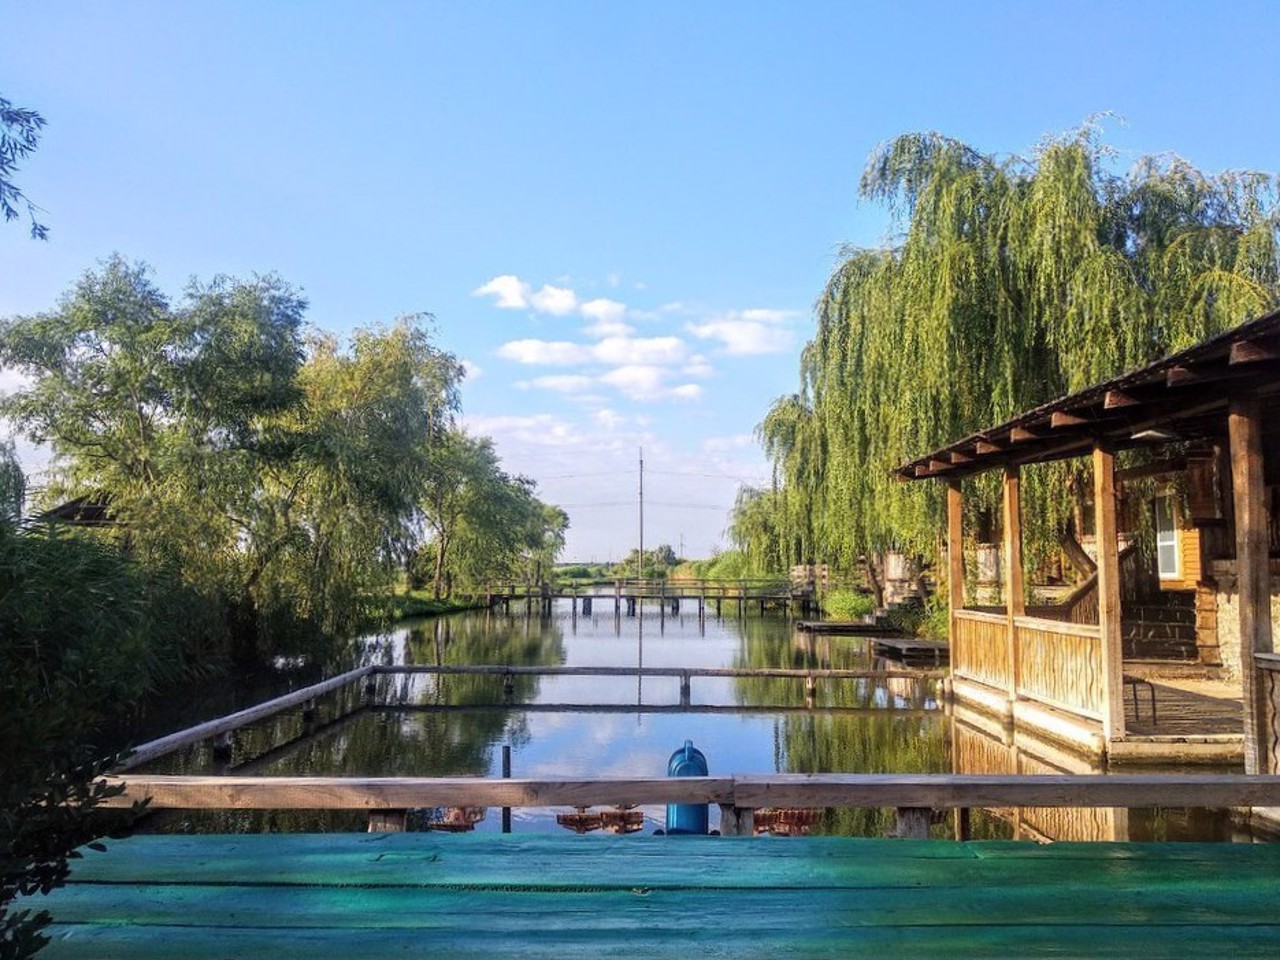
[136,602,1253,840]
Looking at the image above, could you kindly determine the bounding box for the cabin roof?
[898,307,1280,481]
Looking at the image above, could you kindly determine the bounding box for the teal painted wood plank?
[39,921,1280,960]
[58,834,1280,889]
[36,882,1280,930]
[23,834,1280,959]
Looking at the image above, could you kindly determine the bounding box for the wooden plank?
[1002,465,1023,707]
[730,773,1280,809]
[28,835,1280,959]
[98,773,1280,811]
[1104,389,1140,409]
[38,921,1280,960]
[1230,339,1280,366]
[1093,444,1125,741]
[1229,394,1273,775]
[117,666,376,771]
[947,480,964,627]
[1050,411,1090,428]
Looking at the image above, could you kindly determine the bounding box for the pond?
[134,603,1253,841]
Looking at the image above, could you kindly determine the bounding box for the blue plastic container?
[665,740,709,835]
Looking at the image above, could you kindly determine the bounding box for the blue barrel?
[665,740,709,835]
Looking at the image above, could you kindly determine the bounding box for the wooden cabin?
[899,308,1280,784]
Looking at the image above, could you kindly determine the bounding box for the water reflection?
[141,602,1262,839]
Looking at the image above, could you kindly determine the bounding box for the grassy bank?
[389,590,486,620]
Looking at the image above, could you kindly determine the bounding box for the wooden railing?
[952,609,1114,732]
[1013,616,1105,721]
[951,609,1010,690]
[100,772,1280,837]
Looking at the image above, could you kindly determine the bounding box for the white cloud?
[599,365,669,400]
[520,374,596,393]
[702,434,756,453]
[497,339,591,365]
[681,355,715,378]
[594,408,625,430]
[581,298,634,338]
[472,274,530,309]
[686,309,800,355]
[460,359,483,380]
[530,284,578,316]
[463,413,581,447]
[581,298,627,324]
[496,335,686,368]
[593,335,685,366]
[669,384,703,401]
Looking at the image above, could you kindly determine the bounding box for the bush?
[822,589,876,621]
[1,523,209,956]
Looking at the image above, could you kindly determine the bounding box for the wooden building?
[899,309,1280,780]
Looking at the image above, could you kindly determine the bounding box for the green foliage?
[609,544,679,580]
[0,521,213,955]
[821,589,875,621]
[736,125,1280,570]
[414,431,567,596]
[0,257,468,659]
[0,95,47,239]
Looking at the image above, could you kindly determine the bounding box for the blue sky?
[3,1,1279,560]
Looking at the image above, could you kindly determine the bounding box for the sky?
[3,1,1280,561]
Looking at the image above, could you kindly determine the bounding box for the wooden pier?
[484,577,819,619]
[30,832,1280,958]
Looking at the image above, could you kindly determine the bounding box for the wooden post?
[1093,444,1125,742]
[718,805,755,837]
[947,479,964,643]
[1001,466,1025,706]
[1230,396,1274,775]
[895,807,931,839]
[368,810,407,832]
[501,745,512,834]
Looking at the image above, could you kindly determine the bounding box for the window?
[1155,495,1179,580]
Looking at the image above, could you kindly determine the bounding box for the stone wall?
[1210,560,1280,682]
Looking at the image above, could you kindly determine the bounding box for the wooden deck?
[1123,677,1244,738]
[30,833,1280,958]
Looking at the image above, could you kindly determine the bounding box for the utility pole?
[637,447,644,583]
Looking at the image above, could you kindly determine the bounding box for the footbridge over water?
[484,577,820,619]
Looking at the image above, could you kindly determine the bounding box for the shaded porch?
[900,311,1280,767]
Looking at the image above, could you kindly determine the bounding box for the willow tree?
[737,125,1280,573]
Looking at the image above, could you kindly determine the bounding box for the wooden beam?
[1093,444,1125,742]
[98,773,1280,811]
[1230,339,1280,366]
[949,450,973,464]
[1104,390,1140,409]
[928,459,951,473]
[1166,365,1202,387]
[1050,411,1090,428]
[1009,427,1040,443]
[947,480,964,625]
[975,440,1004,455]
[117,665,377,772]
[1229,395,1273,775]
[914,464,930,477]
[1002,465,1024,706]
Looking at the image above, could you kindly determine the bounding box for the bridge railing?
[101,772,1280,837]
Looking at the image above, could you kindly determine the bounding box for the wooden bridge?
[28,773,1280,958]
[484,577,820,619]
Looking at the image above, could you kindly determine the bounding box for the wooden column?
[1229,396,1273,775]
[1001,466,1025,705]
[1093,444,1125,742]
[947,479,964,641]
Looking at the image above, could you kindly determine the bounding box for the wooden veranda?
[899,309,1280,769]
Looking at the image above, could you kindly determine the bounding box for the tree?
[1,95,47,239]
[414,432,568,596]
[739,125,1280,572]
[0,257,465,658]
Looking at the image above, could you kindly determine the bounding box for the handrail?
[1011,615,1101,640]
[100,772,1280,811]
[374,665,943,681]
